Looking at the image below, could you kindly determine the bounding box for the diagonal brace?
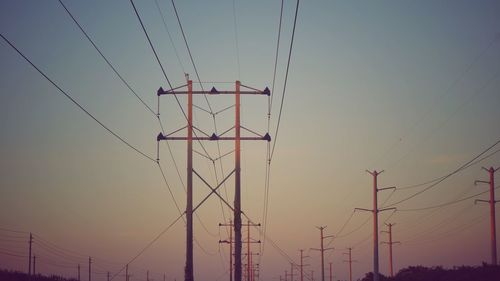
[192,169,235,213]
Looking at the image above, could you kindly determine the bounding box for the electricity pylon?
[157,80,270,281]
[381,223,400,277]
[355,170,396,281]
[474,166,499,265]
[310,226,334,281]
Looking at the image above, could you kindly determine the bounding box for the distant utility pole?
[328,262,333,281]
[157,80,270,281]
[311,226,334,281]
[78,264,81,281]
[126,264,129,281]
[219,220,234,281]
[88,257,92,281]
[28,233,33,275]
[246,220,261,281]
[299,249,309,281]
[355,170,396,281]
[381,223,400,277]
[475,166,499,265]
[342,248,356,281]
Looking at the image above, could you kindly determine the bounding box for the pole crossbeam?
[157,80,269,281]
[157,87,270,96]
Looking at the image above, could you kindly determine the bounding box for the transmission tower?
[474,166,499,265]
[157,80,270,281]
[381,223,400,277]
[355,170,395,281]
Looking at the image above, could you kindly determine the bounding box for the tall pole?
[78,264,81,281]
[28,233,32,275]
[343,248,353,281]
[475,166,499,265]
[488,167,497,265]
[231,220,233,281]
[372,172,379,281]
[186,79,194,281]
[299,249,309,281]
[290,262,294,281]
[356,170,395,281]
[328,262,332,281]
[311,227,333,281]
[388,224,393,277]
[348,249,352,281]
[320,227,324,281]
[382,223,399,278]
[235,80,242,281]
[247,220,250,281]
[88,257,92,281]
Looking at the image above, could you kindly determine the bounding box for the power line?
[57,0,156,117]
[154,0,187,75]
[0,32,156,162]
[109,213,184,281]
[397,147,500,190]
[262,0,285,256]
[386,138,500,207]
[232,0,241,79]
[374,35,499,168]
[270,0,300,161]
[170,0,212,113]
[398,185,500,212]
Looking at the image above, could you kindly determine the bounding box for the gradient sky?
[1,1,500,281]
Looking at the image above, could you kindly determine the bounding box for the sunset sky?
[1,1,500,281]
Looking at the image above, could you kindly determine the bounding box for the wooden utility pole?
[355,170,395,281]
[310,226,334,281]
[158,81,269,281]
[381,223,400,277]
[475,166,499,265]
